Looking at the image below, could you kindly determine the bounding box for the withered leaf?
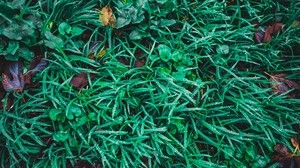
[272,142,300,168]
[99,6,115,27]
[70,73,95,88]
[24,56,48,84]
[254,23,283,43]
[274,143,291,157]
[88,41,106,59]
[2,61,24,92]
[291,136,299,152]
[266,72,300,97]
[30,59,47,73]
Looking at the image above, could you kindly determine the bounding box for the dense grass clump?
[1,0,300,167]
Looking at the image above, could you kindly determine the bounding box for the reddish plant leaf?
[274,143,291,157]
[291,136,300,152]
[2,61,24,92]
[254,23,283,43]
[254,28,265,43]
[30,59,47,73]
[272,142,300,168]
[70,73,95,88]
[24,56,48,84]
[265,72,300,97]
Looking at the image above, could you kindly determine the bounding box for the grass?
[1,0,300,167]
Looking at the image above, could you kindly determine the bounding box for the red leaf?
[2,61,24,92]
[70,73,95,88]
[265,72,300,97]
[255,23,283,43]
[274,143,291,157]
[24,56,48,85]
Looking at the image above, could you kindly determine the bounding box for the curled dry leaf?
[70,73,95,88]
[88,41,106,59]
[99,6,115,27]
[254,23,283,43]
[25,56,48,84]
[274,143,291,157]
[265,72,300,98]
[2,61,24,92]
[272,142,300,168]
[291,136,300,152]
[293,20,300,27]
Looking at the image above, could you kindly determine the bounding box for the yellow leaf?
[99,6,115,27]
[97,48,106,58]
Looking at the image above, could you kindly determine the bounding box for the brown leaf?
[274,143,291,157]
[70,73,95,88]
[265,72,300,97]
[263,23,283,43]
[272,142,300,168]
[291,136,299,152]
[255,23,283,43]
[70,73,88,88]
[99,6,115,27]
[24,55,48,85]
[293,20,300,27]
[2,61,24,92]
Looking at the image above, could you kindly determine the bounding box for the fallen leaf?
[274,143,291,157]
[24,56,47,85]
[265,72,300,98]
[272,142,300,168]
[2,61,24,92]
[254,23,283,43]
[293,20,300,27]
[70,73,95,88]
[291,136,299,153]
[88,41,106,59]
[99,6,115,27]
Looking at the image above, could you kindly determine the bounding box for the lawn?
[1,0,300,167]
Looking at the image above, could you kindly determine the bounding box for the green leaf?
[9,0,25,9]
[172,71,186,81]
[71,27,84,36]
[224,147,235,160]
[158,19,176,27]
[69,137,79,147]
[76,116,87,127]
[116,17,131,29]
[44,31,64,49]
[157,0,168,4]
[159,67,171,75]
[157,44,172,62]
[171,51,183,62]
[66,103,82,120]
[53,132,70,142]
[18,47,34,61]
[5,54,18,61]
[88,112,97,121]
[3,22,34,40]
[216,45,229,54]
[49,109,65,122]
[246,145,257,159]
[129,29,149,40]
[58,22,72,35]
[6,41,19,55]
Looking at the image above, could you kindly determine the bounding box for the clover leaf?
[66,103,82,120]
[157,44,172,62]
[49,109,65,122]
[53,131,70,142]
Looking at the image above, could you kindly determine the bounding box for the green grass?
[1,0,300,167]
